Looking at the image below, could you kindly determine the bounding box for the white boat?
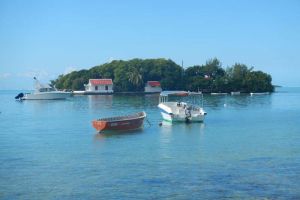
[250,92,269,96]
[158,91,207,122]
[15,77,72,100]
[211,92,228,95]
[231,91,241,95]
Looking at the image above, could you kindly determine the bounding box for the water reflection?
[204,94,272,110]
[160,121,205,130]
[248,95,272,108]
[158,121,206,160]
[88,95,113,110]
[112,94,159,108]
[159,121,173,159]
[93,129,144,141]
[204,95,228,109]
[20,99,72,114]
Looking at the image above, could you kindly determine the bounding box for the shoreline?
[72,91,273,96]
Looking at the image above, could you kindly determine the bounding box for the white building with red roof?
[84,79,113,93]
[145,81,162,93]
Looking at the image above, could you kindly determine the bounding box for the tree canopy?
[52,58,274,93]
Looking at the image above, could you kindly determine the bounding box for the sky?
[0,0,299,89]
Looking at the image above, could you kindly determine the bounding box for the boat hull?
[158,102,206,123]
[92,112,146,132]
[23,92,72,100]
[231,91,241,95]
[160,112,205,122]
[211,93,228,95]
[250,92,269,96]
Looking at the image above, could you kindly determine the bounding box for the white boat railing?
[159,91,204,107]
[159,95,168,103]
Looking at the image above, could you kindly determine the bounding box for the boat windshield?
[34,78,56,92]
[38,87,56,92]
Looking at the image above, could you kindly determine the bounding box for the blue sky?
[0,0,299,89]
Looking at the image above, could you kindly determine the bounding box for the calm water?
[0,88,300,199]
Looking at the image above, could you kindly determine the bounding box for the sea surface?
[0,87,300,199]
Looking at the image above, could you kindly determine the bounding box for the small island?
[52,58,274,93]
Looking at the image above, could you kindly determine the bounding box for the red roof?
[148,81,161,87]
[90,79,113,85]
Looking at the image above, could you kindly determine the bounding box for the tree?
[127,67,143,91]
[226,63,252,92]
[183,58,225,92]
[203,58,225,78]
[72,78,85,90]
[52,58,273,93]
[244,71,274,92]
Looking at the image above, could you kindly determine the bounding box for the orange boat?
[92,112,147,132]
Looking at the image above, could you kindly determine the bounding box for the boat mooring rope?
[146,117,152,127]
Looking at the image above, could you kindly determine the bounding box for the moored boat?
[92,112,146,132]
[15,77,72,100]
[158,91,207,123]
[231,91,241,95]
[250,92,270,96]
[211,92,228,95]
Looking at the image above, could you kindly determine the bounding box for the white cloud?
[0,73,11,79]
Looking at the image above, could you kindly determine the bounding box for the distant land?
[52,58,274,93]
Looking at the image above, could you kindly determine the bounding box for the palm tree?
[127,67,143,89]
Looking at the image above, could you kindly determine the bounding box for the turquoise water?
[0,88,300,199]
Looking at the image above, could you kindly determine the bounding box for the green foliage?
[51,58,274,93]
[71,78,85,90]
[244,71,274,92]
[226,63,251,92]
[52,58,184,91]
[183,58,226,92]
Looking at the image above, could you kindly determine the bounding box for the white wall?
[86,84,113,93]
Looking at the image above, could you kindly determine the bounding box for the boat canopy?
[159,91,204,106]
[159,91,202,97]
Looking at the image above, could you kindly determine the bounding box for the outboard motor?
[15,93,24,100]
[185,106,192,122]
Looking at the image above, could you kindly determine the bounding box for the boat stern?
[92,120,107,132]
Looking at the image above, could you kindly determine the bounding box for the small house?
[145,81,162,93]
[84,79,113,93]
